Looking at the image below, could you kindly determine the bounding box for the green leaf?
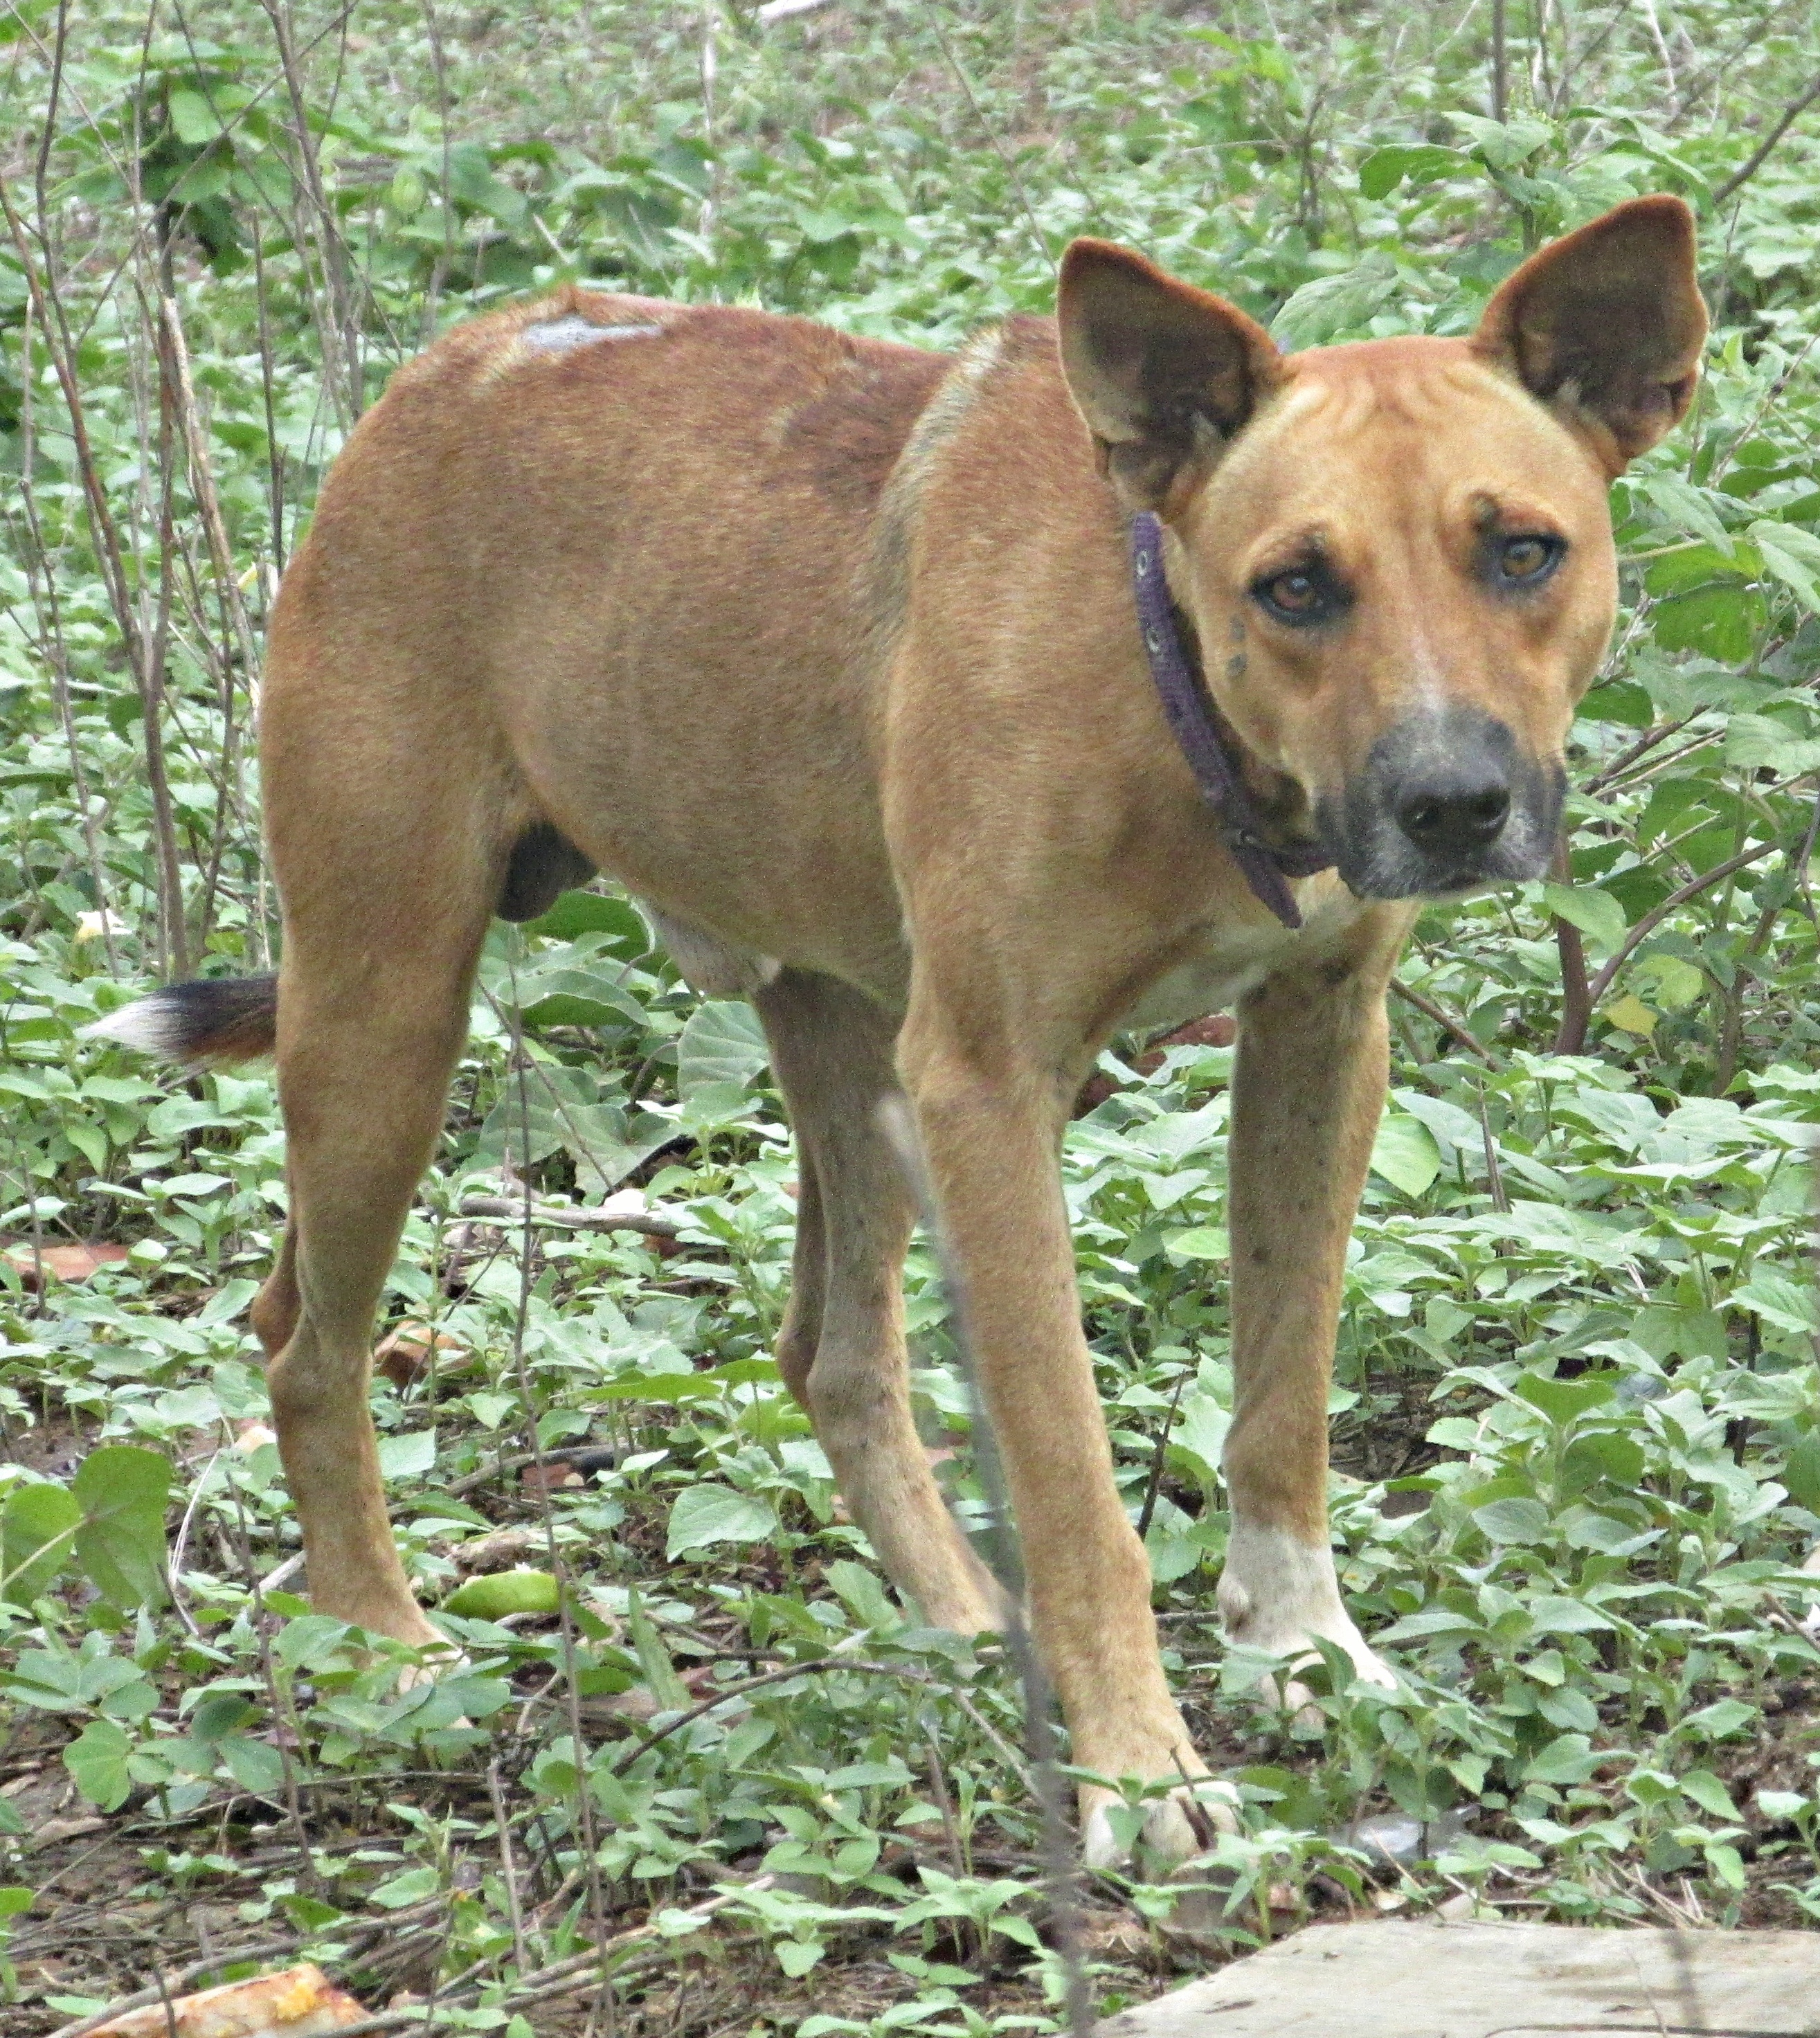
[370,1866,442,1909]
[1370,1111,1441,1198]
[676,1000,769,1099]
[665,1484,780,1560]
[1471,1496,1551,1545]
[443,1569,560,1619]
[1270,251,1399,348]
[1679,1769,1740,1821]
[522,890,649,953]
[1749,518,1820,612]
[64,1719,133,1811]
[1358,143,1463,199]
[1540,882,1628,955]
[217,1733,288,1794]
[1,1481,81,1605]
[625,1585,691,1711]
[1512,1371,1616,1425]
[376,1431,438,1480]
[71,1446,172,1609]
[1735,1272,1820,1339]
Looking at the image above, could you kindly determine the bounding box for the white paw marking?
[1220,1520,1394,1686]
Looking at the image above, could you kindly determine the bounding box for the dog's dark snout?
[1394,775,1511,858]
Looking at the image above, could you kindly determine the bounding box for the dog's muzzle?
[1319,706,1564,901]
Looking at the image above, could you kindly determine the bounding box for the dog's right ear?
[1057,240,1283,514]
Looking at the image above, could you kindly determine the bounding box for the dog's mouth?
[1316,707,1565,903]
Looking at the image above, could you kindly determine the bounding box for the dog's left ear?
[1472,195,1707,473]
[1057,239,1283,513]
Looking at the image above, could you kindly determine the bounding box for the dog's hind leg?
[755,968,1002,1634]
[251,713,501,1648]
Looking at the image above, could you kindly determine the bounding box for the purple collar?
[1128,509,1333,930]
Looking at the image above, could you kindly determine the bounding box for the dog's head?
[1057,198,1706,901]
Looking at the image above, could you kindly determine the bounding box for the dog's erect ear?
[1472,195,1707,473]
[1057,239,1283,512]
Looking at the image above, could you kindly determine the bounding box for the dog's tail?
[84,973,280,1066]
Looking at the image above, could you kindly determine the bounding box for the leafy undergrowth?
[3,1,1819,2032]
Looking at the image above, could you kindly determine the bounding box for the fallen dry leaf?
[374,1319,472,1389]
[85,1963,367,2037]
[3,1241,132,1288]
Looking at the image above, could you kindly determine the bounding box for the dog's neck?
[1128,512,1333,930]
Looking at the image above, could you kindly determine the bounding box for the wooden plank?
[1099,1921,1820,2037]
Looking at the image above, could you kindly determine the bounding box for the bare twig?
[1713,69,1820,205]
[1389,975,1497,1064]
[456,1194,683,1241]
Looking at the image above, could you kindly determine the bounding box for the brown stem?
[1713,69,1820,204]
[1389,975,1498,1064]
[1550,836,1593,1056]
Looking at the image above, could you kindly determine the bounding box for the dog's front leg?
[898,997,1218,1866]
[1220,908,1414,1686]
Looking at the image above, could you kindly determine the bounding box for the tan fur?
[108,199,1705,1859]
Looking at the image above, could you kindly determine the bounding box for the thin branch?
[1713,69,1820,205]
[1389,975,1498,1063]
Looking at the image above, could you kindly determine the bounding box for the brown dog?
[93,197,1704,1863]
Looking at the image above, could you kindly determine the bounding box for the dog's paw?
[1218,1523,1396,1706]
[1081,1774,1241,1873]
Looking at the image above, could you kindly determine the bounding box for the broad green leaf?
[1513,1371,1616,1425]
[1749,518,1820,612]
[376,1430,438,1480]
[1735,1272,1820,1338]
[1,1481,81,1605]
[521,890,649,954]
[625,1585,691,1711]
[72,1445,172,1609]
[1471,1496,1551,1545]
[1540,882,1628,955]
[443,1569,559,1619]
[1370,1111,1441,1198]
[665,1483,779,1560]
[676,1000,769,1099]
[1358,143,1463,198]
[1270,251,1398,348]
[64,1718,133,1811]
[1679,1769,1740,1821]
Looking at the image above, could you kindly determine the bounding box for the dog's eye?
[1252,563,1346,626]
[1495,533,1565,586]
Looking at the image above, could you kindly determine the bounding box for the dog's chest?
[1116,880,1367,1034]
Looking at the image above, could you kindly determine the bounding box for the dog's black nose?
[1394,775,1511,859]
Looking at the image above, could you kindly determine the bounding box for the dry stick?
[456,1194,683,1242]
[875,1096,1094,2038]
[487,1759,531,1976]
[1712,67,1820,205]
[1388,975,1498,1065]
[0,176,189,979]
[10,294,120,976]
[260,0,363,427]
[156,294,262,952]
[323,1882,771,2038]
[46,1939,302,2038]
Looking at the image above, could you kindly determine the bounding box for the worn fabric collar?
[1128,509,1333,931]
